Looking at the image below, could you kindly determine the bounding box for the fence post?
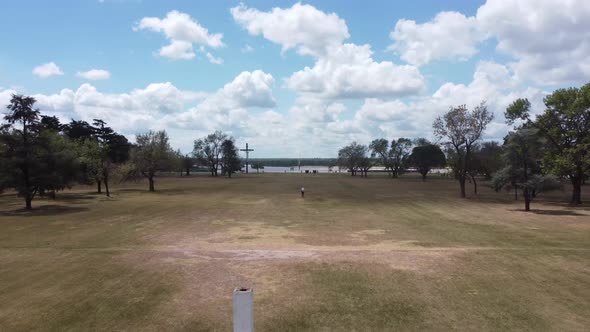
[233,287,254,332]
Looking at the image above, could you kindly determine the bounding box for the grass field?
[0,174,589,331]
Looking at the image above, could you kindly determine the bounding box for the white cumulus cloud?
[477,0,590,85]
[233,3,425,99]
[206,52,223,65]
[167,70,276,130]
[287,43,425,99]
[389,0,590,85]
[134,10,223,61]
[158,40,195,60]
[32,62,64,78]
[389,11,485,66]
[231,3,349,57]
[76,69,111,80]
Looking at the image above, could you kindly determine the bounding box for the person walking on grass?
[301,187,305,198]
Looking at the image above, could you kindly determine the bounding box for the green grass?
[0,173,589,331]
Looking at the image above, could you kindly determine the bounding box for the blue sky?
[1,1,588,157]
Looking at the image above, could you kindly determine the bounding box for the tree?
[338,142,371,177]
[36,130,80,199]
[369,138,394,176]
[220,138,241,178]
[410,144,446,181]
[182,154,194,176]
[0,95,78,209]
[77,139,105,193]
[40,115,63,132]
[505,85,590,204]
[433,102,493,198]
[390,138,413,177]
[473,141,503,180]
[413,137,431,147]
[92,119,113,195]
[105,133,131,164]
[129,130,173,192]
[491,129,560,211]
[251,161,264,173]
[78,119,130,197]
[1,95,40,209]
[63,120,95,140]
[193,131,227,177]
[357,153,373,177]
[171,149,184,176]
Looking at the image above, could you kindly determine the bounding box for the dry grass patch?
[0,174,589,330]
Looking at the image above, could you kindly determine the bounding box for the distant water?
[247,166,450,174]
[251,166,336,173]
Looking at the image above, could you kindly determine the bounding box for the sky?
[1,0,589,157]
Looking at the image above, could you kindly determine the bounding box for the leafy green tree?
[0,95,41,209]
[473,141,503,180]
[338,142,371,177]
[491,129,560,211]
[433,102,493,198]
[0,95,78,209]
[369,138,394,176]
[220,138,241,178]
[193,131,227,177]
[390,138,413,177]
[128,130,173,192]
[413,137,431,147]
[77,139,104,193]
[40,115,63,132]
[182,154,194,176]
[77,119,130,196]
[171,149,184,176]
[410,144,446,181]
[63,120,95,140]
[251,161,264,173]
[506,83,590,204]
[36,131,80,199]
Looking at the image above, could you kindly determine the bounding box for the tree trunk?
[97,180,102,194]
[25,196,32,210]
[459,175,466,198]
[470,174,477,194]
[148,177,155,192]
[105,179,110,197]
[185,169,190,176]
[514,187,518,200]
[571,176,582,204]
[524,188,531,211]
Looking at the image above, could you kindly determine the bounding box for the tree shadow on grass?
[54,193,97,201]
[540,201,590,211]
[0,205,88,217]
[530,209,587,216]
[508,208,587,216]
[116,188,188,195]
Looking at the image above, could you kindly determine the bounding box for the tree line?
[2,83,588,211]
[337,83,590,211]
[0,95,245,209]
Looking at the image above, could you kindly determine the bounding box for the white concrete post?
[233,287,254,332]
